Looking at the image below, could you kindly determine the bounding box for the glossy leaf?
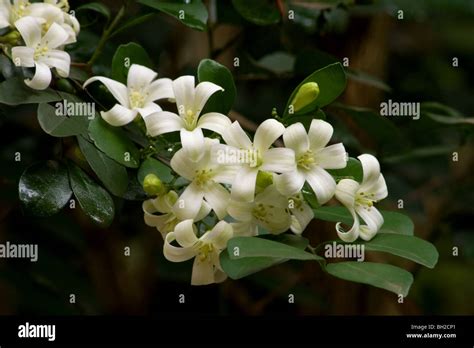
[0,77,64,106]
[37,101,90,137]
[232,0,280,26]
[111,43,153,84]
[137,157,174,185]
[327,157,363,182]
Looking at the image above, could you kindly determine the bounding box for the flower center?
[184,109,198,130]
[252,203,275,224]
[297,150,315,170]
[197,242,214,262]
[194,169,214,188]
[129,90,145,109]
[355,191,377,209]
[34,45,49,60]
[11,1,30,22]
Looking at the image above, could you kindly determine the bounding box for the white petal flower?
[227,184,292,235]
[274,119,346,204]
[171,138,238,220]
[12,16,70,90]
[288,193,314,235]
[334,154,388,242]
[84,64,173,126]
[0,0,31,29]
[143,75,231,161]
[142,190,211,238]
[28,3,78,44]
[222,119,296,202]
[163,219,233,285]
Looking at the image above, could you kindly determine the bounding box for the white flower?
[219,119,295,202]
[288,192,314,235]
[170,138,238,220]
[0,0,30,29]
[12,16,70,90]
[142,190,211,238]
[274,119,346,204]
[143,75,231,161]
[163,219,233,286]
[228,184,292,235]
[334,154,388,242]
[83,64,174,127]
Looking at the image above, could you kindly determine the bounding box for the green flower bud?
[290,82,320,113]
[143,174,166,196]
[0,30,21,45]
[256,171,273,191]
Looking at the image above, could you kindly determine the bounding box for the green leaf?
[220,234,310,279]
[327,157,363,182]
[313,206,414,235]
[420,102,474,126]
[77,136,128,197]
[197,59,236,115]
[76,2,111,20]
[68,162,115,227]
[110,13,156,38]
[139,0,208,31]
[137,157,173,185]
[326,261,414,297]
[88,117,140,168]
[232,0,280,26]
[0,77,63,106]
[346,69,392,92]
[363,234,438,268]
[228,236,323,261]
[285,109,326,128]
[111,42,153,84]
[37,101,90,137]
[283,63,346,118]
[257,52,295,74]
[19,161,72,217]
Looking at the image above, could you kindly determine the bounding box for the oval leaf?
[232,0,280,26]
[19,161,72,217]
[111,42,153,84]
[326,261,414,297]
[0,77,63,106]
[137,157,173,185]
[37,102,90,137]
[77,136,128,197]
[88,117,140,168]
[198,59,236,115]
[68,162,115,227]
[76,2,111,20]
[327,157,363,182]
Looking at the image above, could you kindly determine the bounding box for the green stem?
[87,5,126,66]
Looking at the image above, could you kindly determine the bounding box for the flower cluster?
[84,64,388,286]
[0,0,79,90]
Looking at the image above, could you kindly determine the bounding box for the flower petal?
[135,102,162,118]
[180,128,205,162]
[254,119,285,152]
[170,147,200,180]
[195,201,212,221]
[146,77,174,103]
[100,104,137,127]
[40,49,70,77]
[191,257,215,285]
[370,174,388,201]
[230,166,258,202]
[257,184,290,209]
[306,166,336,204]
[356,206,384,241]
[143,111,184,136]
[203,220,233,249]
[260,148,296,173]
[231,222,258,237]
[308,119,333,151]
[197,112,232,138]
[163,232,196,262]
[223,121,252,149]
[173,75,195,117]
[193,81,223,114]
[42,22,68,48]
[335,178,359,208]
[83,76,129,107]
[283,122,310,156]
[127,64,157,91]
[173,219,198,247]
[203,182,230,219]
[274,170,305,196]
[290,201,314,235]
[173,183,204,220]
[358,154,381,191]
[11,46,35,67]
[336,208,360,242]
[25,62,51,90]
[314,143,347,169]
[14,16,41,47]
[227,199,253,222]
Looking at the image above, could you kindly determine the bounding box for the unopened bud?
[143,174,166,196]
[290,82,320,112]
[256,171,273,190]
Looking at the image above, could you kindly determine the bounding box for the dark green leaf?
[220,234,310,279]
[326,261,413,297]
[313,206,414,235]
[88,117,140,168]
[346,69,392,92]
[327,157,363,182]
[139,0,208,31]
[111,42,153,84]
[232,0,280,25]
[19,161,72,217]
[77,136,129,197]
[0,77,63,105]
[197,59,236,114]
[363,234,438,268]
[76,2,111,20]
[137,157,174,185]
[37,101,90,137]
[284,63,346,118]
[68,162,115,227]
